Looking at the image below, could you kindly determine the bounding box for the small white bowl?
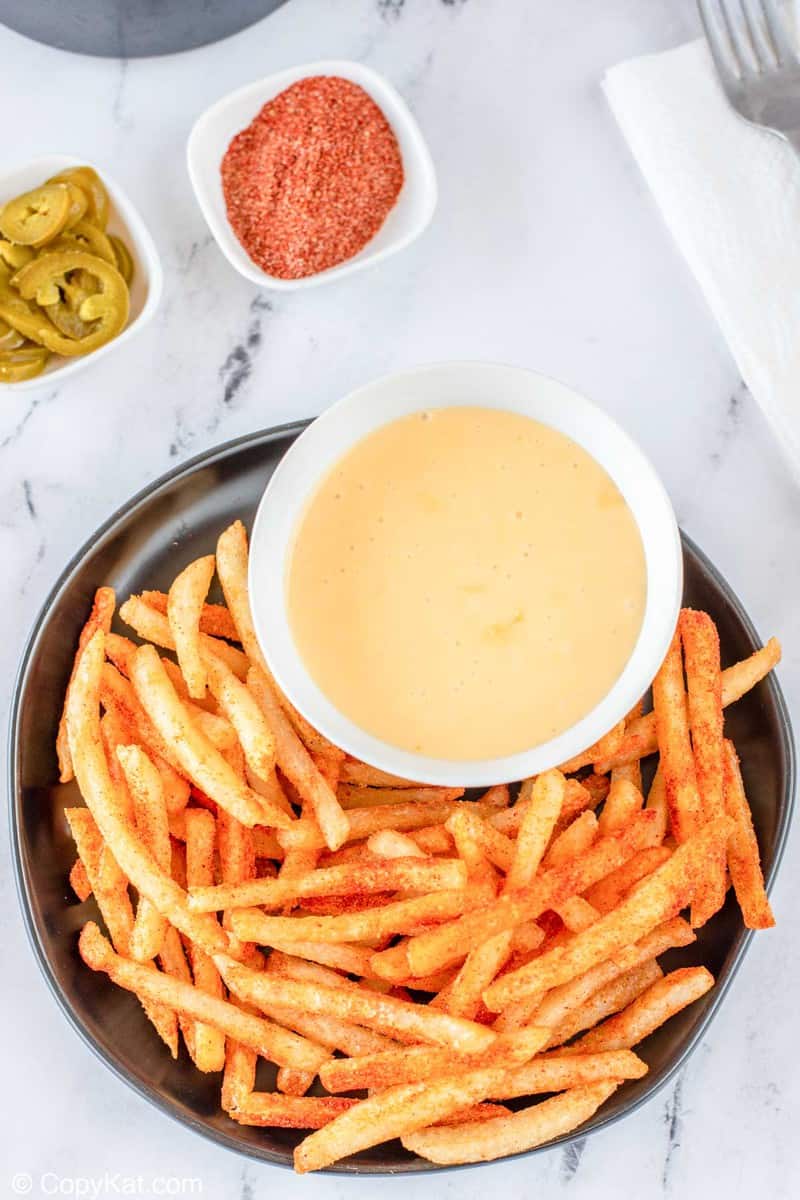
[0,154,163,393]
[249,362,683,787]
[186,60,438,291]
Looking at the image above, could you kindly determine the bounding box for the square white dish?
[187,60,438,291]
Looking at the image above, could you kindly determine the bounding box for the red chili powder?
[221,76,405,280]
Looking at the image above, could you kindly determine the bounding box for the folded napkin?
[604,19,800,479]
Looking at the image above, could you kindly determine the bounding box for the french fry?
[129,645,289,830]
[407,810,659,977]
[278,797,499,853]
[645,767,669,845]
[80,922,328,1069]
[542,810,598,869]
[340,762,423,788]
[526,917,695,1040]
[319,1026,548,1093]
[723,740,775,929]
[653,628,702,842]
[556,896,600,934]
[339,785,464,810]
[218,956,496,1054]
[594,639,782,773]
[117,745,170,963]
[482,820,725,1011]
[294,1064,526,1173]
[167,555,216,699]
[504,770,565,892]
[546,959,663,1048]
[440,930,513,1019]
[99,663,192,816]
[185,808,226,1072]
[142,589,240,642]
[247,667,348,851]
[69,856,92,902]
[367,829,428,858]
[401,1081,620,1165]
[446,808,514,874]
[217,806,256,950]
[158,925,198,1063]
[568,966,715,1053]
[582,846,672,914]
[120,593,250,681]
[498,1049,647,1099]
[231,890,468,948]
[597,778,644,835]
[65,632,229,959]
[276,1067,315,1096]
[558,720,626,775]
[408,825,455,855]
[233,1094,357,1129]
[205,654,276,783]
[221,1028,257,1114]
[57,586,116,782]
[189,857,467,913]
[65,807,177,1055]
[680,609,727,925]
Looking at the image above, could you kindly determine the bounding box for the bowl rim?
[186,58,438,291]
[249,361,684,786]
[8,420,796,1175]
[0,152,163,391]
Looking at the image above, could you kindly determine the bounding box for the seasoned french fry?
[185,808,226,1072]
[120,594,250,680]
[440,930,513,1019]
[645,767,669,845]
[65,632,229,959]
[653,628,702,842]
[542,810,598,869]
[218,956,496,1054]
[340,761,423,788]
[247,666,348,851]
[57,586,116,782]
[294,1063,525,1173]
[117,745,170,963]
[446,808,514,874]
[504,770,565,892]
[221,1027,257,1114]
[340,785,463,810]
[547,959,663,1048]
[129,645,289,830]
[483,820,725,1011]
[583,846,672,914]
[497,1050,647,1098]
[278,797,501,854]
[205,654,276,782]
[401,1081,620,1165]
[142,589,240,642]
[367,829,428,858]
[65,807,177,1055]
[681,609,727,925]
[407,810,659,977]
[233,1094,356,1129]
[595,639,782,773]
[69,856,92,902]
[597,778,643,835]
[319,1026,548,1093]
[723,740,775,929]
[80,922,328,1069]
[568,966,715,1053]
[167,555,216,699]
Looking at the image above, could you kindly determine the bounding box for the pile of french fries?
[58,519,780,1171]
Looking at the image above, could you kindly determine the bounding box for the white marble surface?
[1,1,798,1196]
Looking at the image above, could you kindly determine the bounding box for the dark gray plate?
[9,422,795,1174]
[0,0,289,59]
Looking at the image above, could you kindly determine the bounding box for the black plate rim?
[8,423,796,1176]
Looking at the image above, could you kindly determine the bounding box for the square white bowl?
[187,60,438,291]
[0,154,163,393]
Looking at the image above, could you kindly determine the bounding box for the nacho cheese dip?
[287,406,646,760]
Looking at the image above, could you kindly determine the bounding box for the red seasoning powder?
[221,76,405,280]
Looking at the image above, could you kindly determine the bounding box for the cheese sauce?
[287,407,646,760]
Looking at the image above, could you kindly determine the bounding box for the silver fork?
[698,0,800,150]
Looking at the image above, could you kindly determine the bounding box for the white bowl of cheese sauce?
[249,362,682,787]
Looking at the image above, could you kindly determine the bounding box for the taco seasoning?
[221,76,404,280]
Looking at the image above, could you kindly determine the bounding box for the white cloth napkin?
[604,22,800,480]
